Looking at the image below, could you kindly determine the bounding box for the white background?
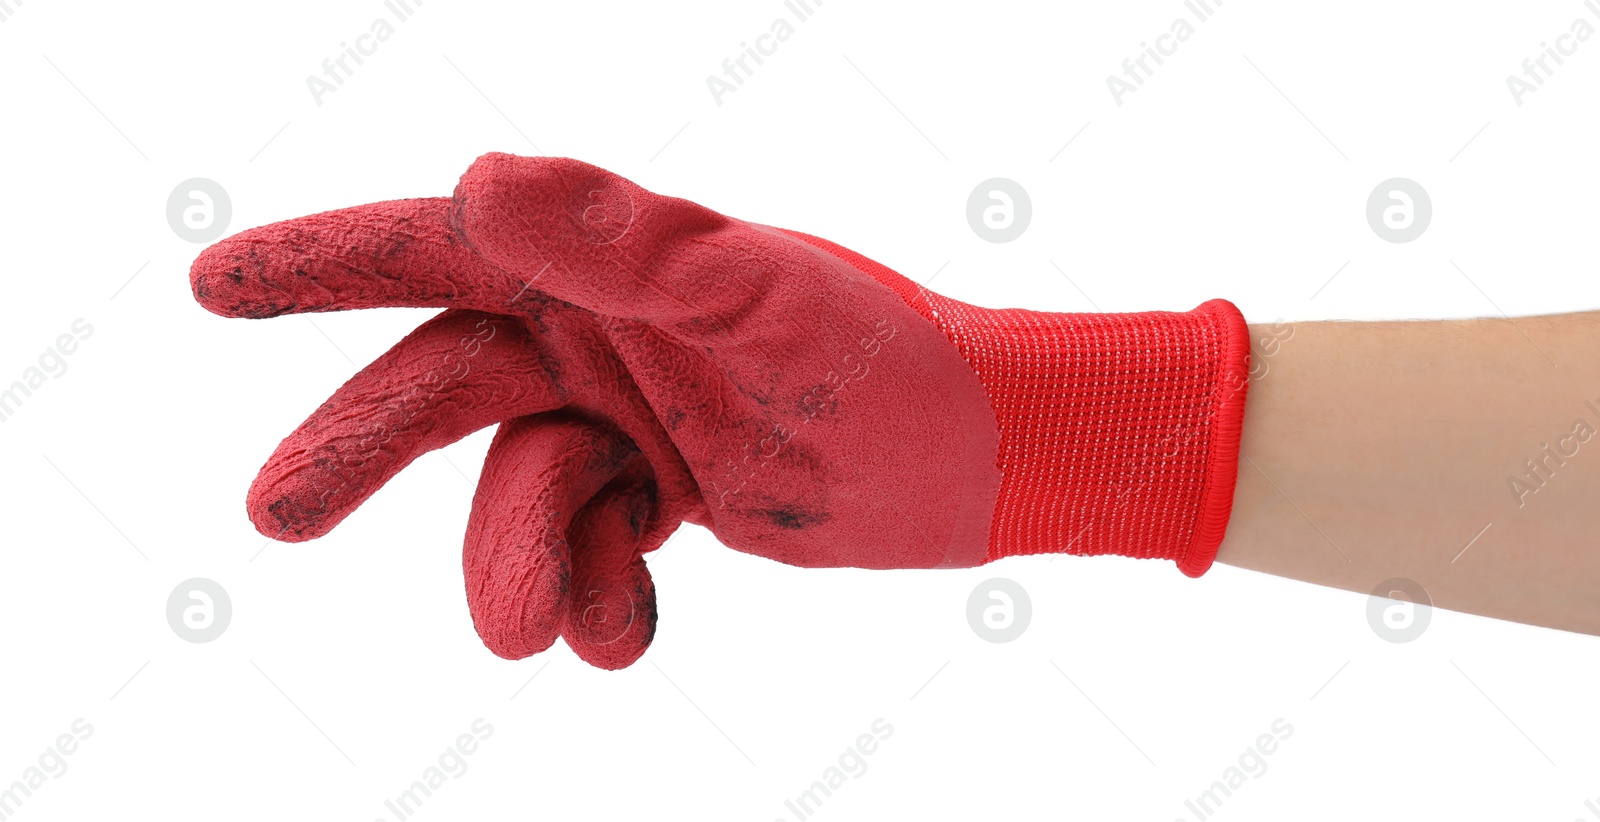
[3,1,1599,819]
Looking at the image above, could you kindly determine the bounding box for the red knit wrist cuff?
[920,295,1249,576]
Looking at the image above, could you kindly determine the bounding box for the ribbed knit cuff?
[923,296,1249,576]
[1174,299,1250,576]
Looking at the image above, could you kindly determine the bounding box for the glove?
[190,154,1250,667]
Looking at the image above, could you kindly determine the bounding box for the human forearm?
[1218,312,1600,634]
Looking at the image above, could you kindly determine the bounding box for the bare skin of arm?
[1217,313,1600,635]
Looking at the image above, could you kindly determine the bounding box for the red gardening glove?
[191,154,1250,668]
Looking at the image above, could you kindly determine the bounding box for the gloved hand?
[191,154,1251,668]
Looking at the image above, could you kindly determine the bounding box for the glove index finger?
[190,197,526,319]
